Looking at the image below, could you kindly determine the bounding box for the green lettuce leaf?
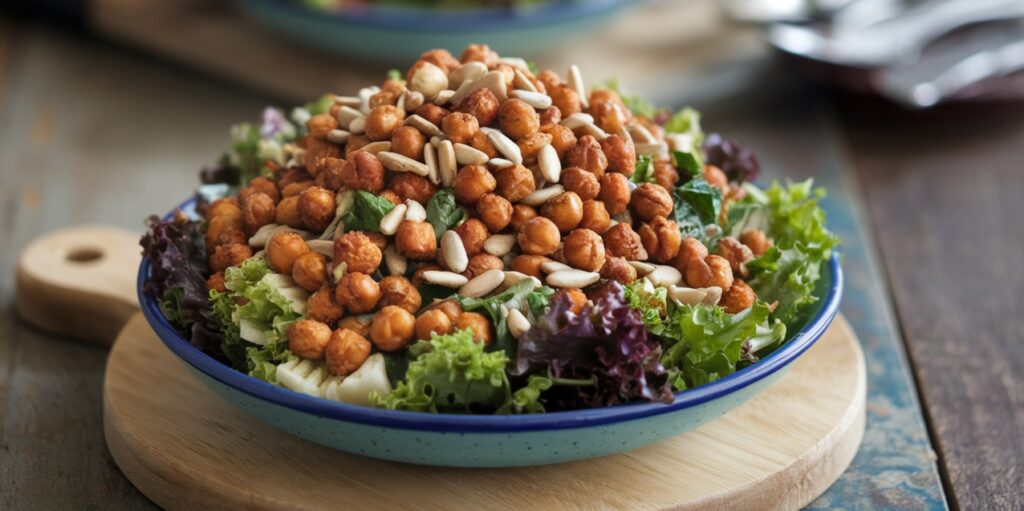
[460,279,545,357]
[499,375,552,414]
[631,154,655,184]
[672,177,723,245]
[425,189,464,238]
[343,190,396,233]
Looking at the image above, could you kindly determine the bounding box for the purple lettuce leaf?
[702,133,761,183]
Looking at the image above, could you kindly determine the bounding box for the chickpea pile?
[202,45,775,377]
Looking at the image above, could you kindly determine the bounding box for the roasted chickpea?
[703,164,728,191]
[718,237,754,274]
[464,254,503,279]
[653,160,680,190]
[638,216,682,263]
[567,135,608,178]
[541,124,577,161]
[600,256,637,284]
[306,113,338,138]
[277,167,312,190]
[292,252,328,292]
[441,112,479,145]
[631,183,674,222]
[297,186,335,233]
[266,232,309,274]
[477,193,513,232]
[378,275,422,313]
[325,329,372,376]
[588,88,625,108]
[455,88,500,126]
[602,223,644,260]
[740,229,773,257]
[275,196,305,229]
[365,232,388,250]
[288,319,332,359]
[453,165,496,205]
[209,243,252,273]
[380,189,403,205]
[419,48,461,73]
[248,176,280,204]
[673,237,709,274]
[517,216,560,255]
[345,134,370,158]
[553,288,587,315]
[517,132,552,166]
[207,198,243,222]
[242,192,276,235]
[305,137,342,175]
[337,315,372,338]
[307,287,345,324]
[460,43,498,65]
[470,130,498,159]
[510,254,550,278]
[598,172,631,215]
[560,167,599,201]
[456,312,493,345]
[562,228,606,271]
[495,164,536,202]
[686,255,734,291]
[335,272,381,314]
[590,101,631,134]
[601,135,636,177]
[333,231,382,274]
[415,103,450,127]
[541,191,583,233]
[340,151,386,193]
[365,105,405,142]
[390,126,425,160]
[549,86,582,117]
[395,220,438,261]
[498,98,540,140]
[282,180,315,198]
[510,204,538,232]
[455,218,489,256]
[721,279,756,314]
[579,199,612,234]
[315,157,346,191]
[539,106,561,127]
[389,173,437,205]
[369,90,398,108]
[414,309,453,340]
[536,70,562,92]
[206,220,247,248]
[370,305,416,352]
[207,272,227,292]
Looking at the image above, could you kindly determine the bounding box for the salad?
[142,44,837,414]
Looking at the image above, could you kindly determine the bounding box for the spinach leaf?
[672,177,723,244]
[343,190,395,233]
[672,149,702,181]
[631,154,655,184]
[425,189,464,238]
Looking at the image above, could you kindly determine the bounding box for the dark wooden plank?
[839,97,1024,509]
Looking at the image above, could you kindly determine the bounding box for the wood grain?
[840,99,1024,510]
[105,313,865,511]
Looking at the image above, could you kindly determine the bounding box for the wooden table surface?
[0,2,1020,508]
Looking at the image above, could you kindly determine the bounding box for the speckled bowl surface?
[228,0,633,64]
[139,198,843,467]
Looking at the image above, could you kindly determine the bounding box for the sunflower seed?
[627,260,656,276]
[520,184,564,207]
[627,122,657,143]
[635,142,669,158]
[502,271,542,289]
[513,68,538,92]
[483,234,516,256]
[434,89,455,106]
[488,157,514,169]
[541,260,572,273]
[581,122,608,140]
[423,142,440,185]
[430,135,443,148]
[450,70,508,106]
[404,199,426,222]
[334,106,365,128]
[507,308,531,338]
[248,224,313,247]
[499,57,530,71]
[546,269,600,288]
[334,95,361,107]
[511,90,552,109]
[396,92,406,112]
[358,86,379,115]
[378,151,429,176]
[403,90,424,112]
[422,270,468,288]
[307,239,334,257]
[379,204,408,235]
[359,141,391,154]
[438,140,457,187]
[538,144,561,183]
[459,269,505,298]
[668,285,707,306]
[404,114,443,138]
[700,286,723,305]
[645,264,682,287]
[616,125,634,146]
[327,129,350,145]
[447,61,488,90]
[441,230,468,273]
[384,245,407,276]
[454,143,489,165]
[560,112,595,130]
[567,64,588,108]
[485,129,522,164]
[348,117,366,135]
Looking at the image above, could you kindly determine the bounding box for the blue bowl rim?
[139,196,843,433]
[234,0,632,32]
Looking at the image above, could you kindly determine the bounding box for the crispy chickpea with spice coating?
[315,157,346,191]
[477,193,512,232]
[340,151,386,193]
[549,86,582,117]
[567,135,608,177]
[306,287,345,324]
[441,112,479,145]
[209,243,252,273]
[517,216,560,255]
[297,186,335,233]
[390,126,425,160]
[455,88,500,126]
[602,223,645,260]
[288,319,332,359]
[337,315,372,338]
[721,279,756,314]
[703,164,729,191]
[207,197,243,221]
[509,204,538,232]
[325,329,372,376]
[579,199,612,233]
[470,130,498,159]
[601,135,636,176]
[414,309,453,340]
[378,275,422,314]
[370,305,416,352]
[275,196,305,229]
[541,191,583,233]
[292,252,328,292]
[561,167,600,201]
[541,124,577,160]
[415,103,450,127]
[248,176,280,204]
[333,231,382,274]
[638,216,682,263]
[453,165,496,205]
[495,164,536,202]
[563,228,606,271]
[457,312,493,345]
[460,43,498,65]
[335,272,381,314]
[389,173,436,205]
[653,160,680,190]
[456,218,489,256]
[365,105,405,141]
[396,220,438,261]
[600,256,637,284]
[305,137,342,175]
[498,98,540,140]
[631,183,674,222]
[718,236,754,275]
[517,132,552,166]
[465,253,504,279]
[687,254,734,291]
[511,254,550,278]
[207,272,227,292]
[553,288,587,315]
[539,106,561,126]
[242,192,276,235]
[598,172,631,215]
[266,232,309,274]
[740,228,773,257]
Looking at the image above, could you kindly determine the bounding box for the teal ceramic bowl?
[228,0,633,64]
[140,198,842,467]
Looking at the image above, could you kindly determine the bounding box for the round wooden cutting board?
[104,313,865,511]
